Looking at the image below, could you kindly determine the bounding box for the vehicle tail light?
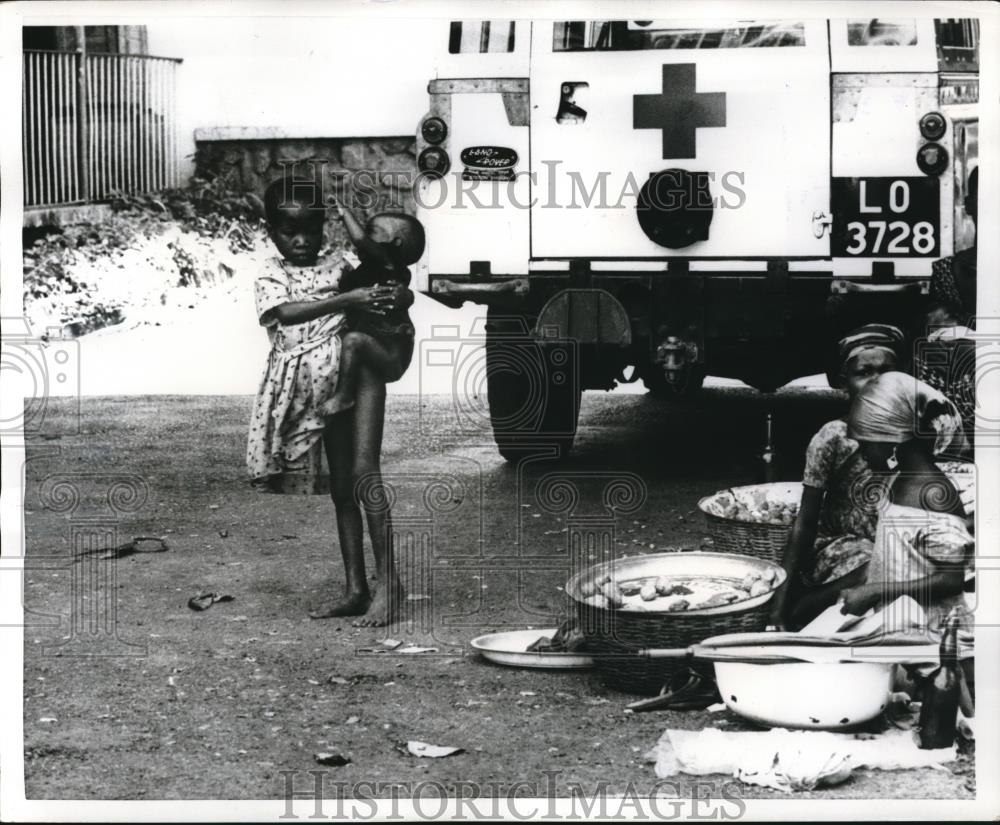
[916,143,948,175]
[418,147,450,178]
[421,117,448,144]
[919,111,947,140]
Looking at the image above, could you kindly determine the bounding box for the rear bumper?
[422,265,931,311]
[421,265,930,389]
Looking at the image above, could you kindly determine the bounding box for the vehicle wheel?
[485,311,581,462]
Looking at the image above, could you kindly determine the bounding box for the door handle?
[812,211,832,239]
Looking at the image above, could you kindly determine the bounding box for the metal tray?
[470,629,594,669]
[565,551,785,616]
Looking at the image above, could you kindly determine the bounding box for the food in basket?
[581,571,614,599]
[699,591,741,608]
[582,571,778,612]
[601,582,624,609]
[738,569,777,599]
[707,487,799,525]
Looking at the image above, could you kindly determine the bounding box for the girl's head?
[836,324,905,398]
[848,371,963,469]
[264,177,325,266]
[366,212,426,265]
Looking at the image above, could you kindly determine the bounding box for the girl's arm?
[768,485,824,628]
[268,287,392,326]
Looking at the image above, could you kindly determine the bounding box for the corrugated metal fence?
[23,51,181,208]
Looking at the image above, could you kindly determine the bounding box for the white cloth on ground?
[644,727,955,792]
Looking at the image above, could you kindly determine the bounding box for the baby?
[324,203,424,413]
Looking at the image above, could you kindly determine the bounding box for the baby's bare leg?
[327,331,404,414]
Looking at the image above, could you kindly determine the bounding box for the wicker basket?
[698,482,803,563]
[567,552,785,695]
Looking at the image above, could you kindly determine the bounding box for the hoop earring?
[887,446,899,470]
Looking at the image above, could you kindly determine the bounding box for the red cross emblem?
[633,63,727,159]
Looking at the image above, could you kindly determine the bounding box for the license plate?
[832,177,939,257]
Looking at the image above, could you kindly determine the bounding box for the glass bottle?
[917,607,962,749]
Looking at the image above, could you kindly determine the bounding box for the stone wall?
[195,136,419,234]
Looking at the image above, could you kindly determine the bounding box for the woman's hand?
[839,583,882,616]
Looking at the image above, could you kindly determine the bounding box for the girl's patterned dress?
[246,254,351,494]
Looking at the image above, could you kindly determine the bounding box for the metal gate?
[22,50,181,208]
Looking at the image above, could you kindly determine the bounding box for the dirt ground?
[21,391,974,801]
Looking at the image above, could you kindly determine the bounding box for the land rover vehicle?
[413,18,979,459]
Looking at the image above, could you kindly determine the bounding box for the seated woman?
[840,371,972,632]
[769,324,905,629]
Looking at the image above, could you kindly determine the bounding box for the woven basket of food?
[698,482,802,562]
[565,552,785,694]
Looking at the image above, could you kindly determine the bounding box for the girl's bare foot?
[309,590,371,619]
[353,580,405,627]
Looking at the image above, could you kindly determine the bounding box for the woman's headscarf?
[848,371,965,455]
[837,323,905,372]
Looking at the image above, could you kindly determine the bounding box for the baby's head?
[365,212,426,266]
[264,177,325,266]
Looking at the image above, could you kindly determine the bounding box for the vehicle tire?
[485,311,581,462]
